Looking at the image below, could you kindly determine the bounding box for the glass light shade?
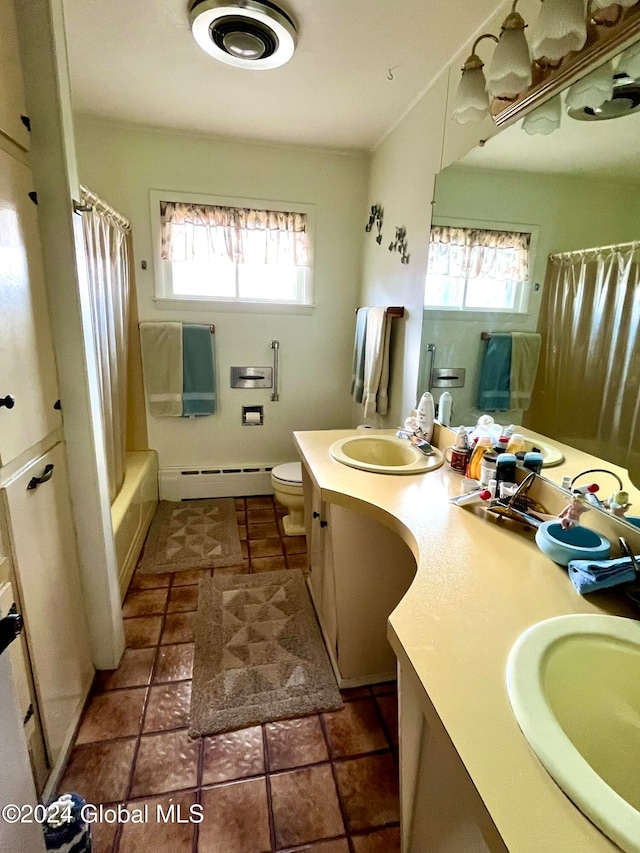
[530,0,588,63]
[486,17,533,99]
[522,94,562,134]
[452,63,491,124]
[617,41,640,79]
[565,60,615,110]
[591,0,638,8]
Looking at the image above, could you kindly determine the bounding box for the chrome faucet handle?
[619,537,640,579]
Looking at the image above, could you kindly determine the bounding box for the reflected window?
[425,225,530,312]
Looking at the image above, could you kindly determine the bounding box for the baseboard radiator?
[159,465,275,501]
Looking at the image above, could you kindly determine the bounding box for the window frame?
[150,189,316,313]
[424,216,539,318]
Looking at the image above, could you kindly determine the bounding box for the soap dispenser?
[416,392,435,441]
[438,391,452,428]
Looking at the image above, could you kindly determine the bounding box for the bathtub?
[111,450,158,599]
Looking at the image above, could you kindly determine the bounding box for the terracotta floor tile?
[118,792,196,852]
[199,778,271,853]
[250,555,288,573]
[375,695,398,747]
[124,616,163,649]
[130,572,172,590]
[167,585,199,612]
[270,764,344,848]
[246,507,276,524]
[131,730,199,798]
[214,562,249,575]
[249,537,284,558]
[161,611,196,645]
[303,841,350,853]
[76,688,147,744]
[234,498,246,510]
[173,569,211,586]
[246,521,279,538]
[333,754,399,832]
[123,588,169,618]
[241,540,249,558]
[89,816,118,853]
[153,643,194,683]
[143,682,192,733]
[265,716,328,771]
[286,553,309,572]
[238,523,248,540]
[351,825,401,852]
[371,681,397,696]
[59,739,136,804]
[201,726,264,785]
[236,510,247,524]
[246,496,274,509]
[340,687,372,701]
[323,699,388,757]
[282,536,307,555]
[96,648,156,691]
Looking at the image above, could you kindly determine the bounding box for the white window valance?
[160,201,309,266]
[428,226,530,282]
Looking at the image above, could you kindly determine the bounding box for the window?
[425,226,530,312]
[153,193,313,307]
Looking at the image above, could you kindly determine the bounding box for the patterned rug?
[138,498,243,574]
[189,570,342,736]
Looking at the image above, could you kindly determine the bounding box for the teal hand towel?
[351,307,369,404]
[182,324,216,416]
[476,333,512,412]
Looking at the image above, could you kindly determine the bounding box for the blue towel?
[476,333,512,411]
[182,324,216,416]
[351,307,369,403]
[568,555,637,595]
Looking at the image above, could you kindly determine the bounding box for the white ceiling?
[61,0,501,151]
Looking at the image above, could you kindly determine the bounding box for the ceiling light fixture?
[452,34,499,125]
[189,0,297,70]
[617,39,640,78]
[521,93,562,134]
[565,59,615,110]
[486,1,532,99]
[530,0,588,64]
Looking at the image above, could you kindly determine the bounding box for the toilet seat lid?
[272,462,302,484]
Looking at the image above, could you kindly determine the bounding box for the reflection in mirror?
[419,41,640,507]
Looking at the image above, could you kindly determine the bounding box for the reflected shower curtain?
[525,244,640,470]
[81,189,131,502]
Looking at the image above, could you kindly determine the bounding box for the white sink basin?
[507,614,640,852]
[329,434,443,475]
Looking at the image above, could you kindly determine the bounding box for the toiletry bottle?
[506,433,526,455]
[466,435,492,481]
[438,391,452,428]
[480,452,497,487]
[495,452,517,494]
[523,451,543,475]
[454,425,469,450]
[416,392,435,441]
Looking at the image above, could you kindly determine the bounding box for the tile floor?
[59,496,400,853]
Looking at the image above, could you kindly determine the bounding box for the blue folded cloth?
[568,555,637,595]
[182,324,216,416]
[476,333,512,412]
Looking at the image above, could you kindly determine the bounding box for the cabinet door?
[0,0,30,150]
[0,148,61,465]
[2,443,93,764]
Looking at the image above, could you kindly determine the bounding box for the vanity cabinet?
[302,463,417,687]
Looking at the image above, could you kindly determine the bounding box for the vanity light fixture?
[565,59,615,109]
[618,39,640,77]
[486,1,532,99]
[521,93,563,133]
[591,0,639,9]
[452,33,499,124]
[530,0,589,64]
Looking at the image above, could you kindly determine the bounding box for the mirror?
[419,37,640,518]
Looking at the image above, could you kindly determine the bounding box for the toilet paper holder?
[242,405,264,426]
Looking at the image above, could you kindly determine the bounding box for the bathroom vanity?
[294,427,640,853]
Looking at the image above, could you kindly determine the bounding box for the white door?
[0,649,46,852]
[0,147,61,467]
[2,442,93,764]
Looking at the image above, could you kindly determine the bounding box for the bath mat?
[189,569,342,736]
[138,498,243,574]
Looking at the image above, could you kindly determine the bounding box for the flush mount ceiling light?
[189,0,297,70]
[486,1,532,99]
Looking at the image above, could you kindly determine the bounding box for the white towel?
[362,307,390,418]
[510,332,542,411]
[139,322,183,417]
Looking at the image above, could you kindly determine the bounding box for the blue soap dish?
[535,521,611,567]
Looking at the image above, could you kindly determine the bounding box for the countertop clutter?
[294,425,640,853]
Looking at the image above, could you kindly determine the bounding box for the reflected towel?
[363,307,390,418]
[476,333,512,411]
[351,307,369,403]
[568,555,637,595]
[139,322,183,417]
[510,332,541,411]
[182,324,216,416]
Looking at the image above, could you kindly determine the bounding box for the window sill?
[153,298,315,315]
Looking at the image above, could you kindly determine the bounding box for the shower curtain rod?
[79,184,131,231]
[550,239,640,260]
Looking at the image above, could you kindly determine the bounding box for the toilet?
[271,462,305,536]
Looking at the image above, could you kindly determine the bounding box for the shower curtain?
[80,186,131,503]
[525,243,640,472]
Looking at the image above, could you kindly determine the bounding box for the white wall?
[74,117,369,470]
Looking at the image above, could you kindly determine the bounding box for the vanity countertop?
[294,426,640,853]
